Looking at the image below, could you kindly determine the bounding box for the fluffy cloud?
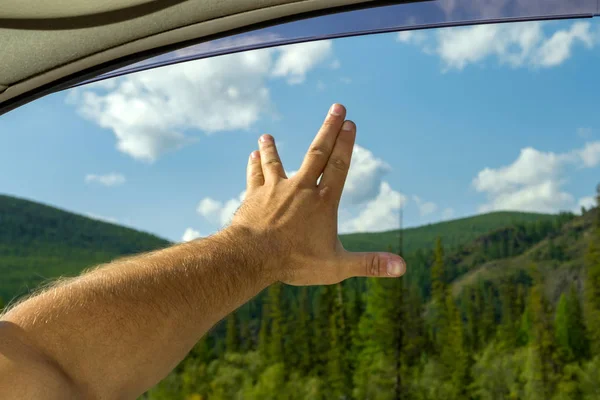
[272,41,333,84]
[342,145,391,205]
[578,141,600,167]
[473,147,567,195]
[340,182,407,233]
[195,145,405,233]
[397,21,596,70]
[73,41,334,162]
[84,173,126,186]
[396,30,427,45]
[474,141,600,213]
[413,195,438,217]
[181,227,202,242]
[197,191,246,227]
[578,196,596,212]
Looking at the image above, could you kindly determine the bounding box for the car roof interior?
[1,0,598,114]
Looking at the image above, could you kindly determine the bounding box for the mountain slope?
[449,208,597,303]
[0,194,171,302]
[0,194,561,304]
[340,211,559,254]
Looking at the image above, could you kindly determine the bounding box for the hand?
[229,103,406,286]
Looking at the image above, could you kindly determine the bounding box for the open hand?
[230,103,406,285]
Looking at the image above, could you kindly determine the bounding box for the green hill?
[450,207,597,303]
[0,193,562,305]
[0,194,171,303]
[340,211,560,254]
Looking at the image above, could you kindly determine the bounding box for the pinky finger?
[246,151,264,192]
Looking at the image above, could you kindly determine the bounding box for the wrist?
[217,224,283,287]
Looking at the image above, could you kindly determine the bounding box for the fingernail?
[329,103,344,116]
[260,134,273,143]
[387,259,405,277]
[250,151,259,159]
[342,121,354,131]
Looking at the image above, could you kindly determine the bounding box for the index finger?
[318,120,356,201]
[296,104,346,184]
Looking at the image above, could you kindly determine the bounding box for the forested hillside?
[141,187,600,400]
[0,194,549,304]
[0,194,170,303]
[2,190,599,400]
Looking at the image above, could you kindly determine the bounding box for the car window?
[1,15,600,400]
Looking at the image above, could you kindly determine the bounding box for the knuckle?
[366,254,380,277]
[264,158,282,167]
[308,145,328,158]
[261,141,276,150]
[328,157,348,172]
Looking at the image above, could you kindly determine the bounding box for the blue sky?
[1,19,599,242]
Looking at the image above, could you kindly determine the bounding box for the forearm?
[1,226,272,399]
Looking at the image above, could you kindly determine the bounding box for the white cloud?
[536,22,594,67]
[339,77,352,84]
[397,21,596,71]
[86,213,118,224]
[340,182,407,233]
[317,81,326,91]
[342,145,391,205]
[181,227,202,242]
[473,147,567,195]
[413,195,438,217]
[272,41,333,84]
[473,141,600,213]
[73,41,333,162]
[442,208,455,220]
[329,59,341,69]
[396,30,427,45]
[478,180,575,214]
[85,173,126,187]
[197,191,246,227]
[578,196,596,212]
[578,141,600,167]
[195,145,404,234]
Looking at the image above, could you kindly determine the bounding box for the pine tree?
[525,266,558,398]
[402,283,426,368]
[443,291,469,399]
[225,311,240,353]
[313,286,333,377]
[267,283,285,364]
[498,281,518,349]
[258,300,270,358]
[353,278,396,399]
[585,184,600,355]
[326,284,349,399]
[292,286,312,375]
[479,285,496,347]
[240,317,253,352]
[554,283,588,362]
[430,237,448,350]
[464,286,479,353]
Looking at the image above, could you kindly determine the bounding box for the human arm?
[0,104,406,399]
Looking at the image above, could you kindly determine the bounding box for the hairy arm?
[1,228,271,399]
[0,104,406,399]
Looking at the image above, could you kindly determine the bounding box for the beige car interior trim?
[1,0,160,19]
[0,0,372,108]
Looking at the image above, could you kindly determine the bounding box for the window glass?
[1,16,600,399]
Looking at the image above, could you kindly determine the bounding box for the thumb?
[340,251,406,279]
